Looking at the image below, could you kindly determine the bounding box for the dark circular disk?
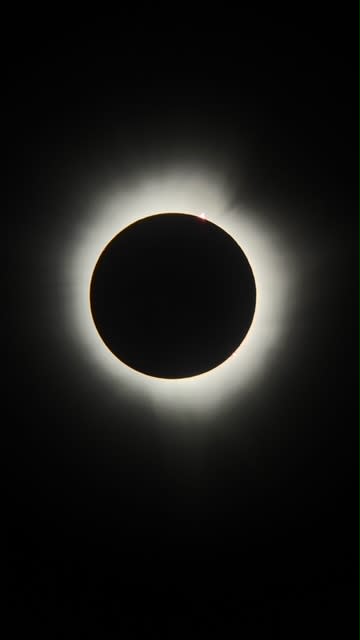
[90,213,256,379]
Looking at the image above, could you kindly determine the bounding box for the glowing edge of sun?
[66,168,295,419]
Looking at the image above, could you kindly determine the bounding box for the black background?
[8,18,358,638]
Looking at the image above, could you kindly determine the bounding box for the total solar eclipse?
[90,213,256,379]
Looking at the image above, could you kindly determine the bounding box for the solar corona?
[65,170,294,418]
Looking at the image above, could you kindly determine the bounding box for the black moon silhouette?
[90,213,256,379]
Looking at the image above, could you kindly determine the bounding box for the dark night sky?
[8,20,358,638]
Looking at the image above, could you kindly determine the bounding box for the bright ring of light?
[65,167,295,420]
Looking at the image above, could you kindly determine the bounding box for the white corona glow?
[64,166,295,420]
